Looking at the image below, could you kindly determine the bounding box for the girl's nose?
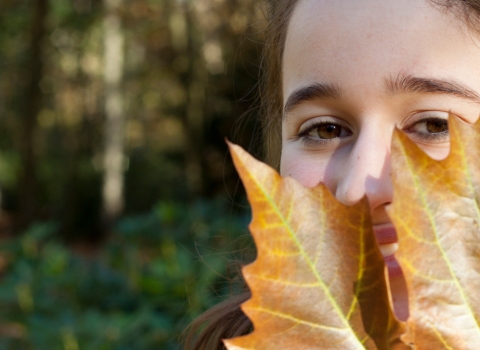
[334,129,393,212]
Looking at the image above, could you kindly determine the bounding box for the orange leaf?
[224,142,405,350]
[388,116,480,348]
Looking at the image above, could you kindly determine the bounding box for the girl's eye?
[296,121,352,146]
[406,117,449,140]
[312,124,342,139]
[306,123,351,139]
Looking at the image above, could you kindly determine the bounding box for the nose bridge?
[335,125,392,209]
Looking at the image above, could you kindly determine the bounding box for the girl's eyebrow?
[283,74,480,118]
[283,83,342,117]
[385,73,480,102]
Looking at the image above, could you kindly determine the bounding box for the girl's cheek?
[280,151,328,188]
[420,145,450,161]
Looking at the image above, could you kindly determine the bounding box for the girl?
[185,0,480,348]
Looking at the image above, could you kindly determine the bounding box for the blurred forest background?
[0,0,264,348]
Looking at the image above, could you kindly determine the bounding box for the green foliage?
[0,198,252,349]
[0,0,260,346]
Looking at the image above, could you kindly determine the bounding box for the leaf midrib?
[248,171,365,348]
[400,139,480,340]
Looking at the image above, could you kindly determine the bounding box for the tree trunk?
[182,2,206,197]
[19,0,48,231]
[101,0,126,229]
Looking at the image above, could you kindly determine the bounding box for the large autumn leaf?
[224,142,405,350]
[388,116,480,348]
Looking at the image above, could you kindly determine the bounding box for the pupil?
[318,124,340,139]
[426,120,448,133]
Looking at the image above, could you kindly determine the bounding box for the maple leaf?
[387,116,480,349]
[224,142,405,350]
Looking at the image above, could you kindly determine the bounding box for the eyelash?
[295,120,352,146]
[295,116,449,146]
[404,117,449,141]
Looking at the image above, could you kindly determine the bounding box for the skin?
[280,0,480,321]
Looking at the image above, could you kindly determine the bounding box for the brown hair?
[183,1,480,349]
[182,3,298,348]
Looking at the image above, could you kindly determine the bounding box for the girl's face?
[280,0,480,319]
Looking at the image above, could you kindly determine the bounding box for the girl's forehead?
[286,0,462,35]
[282,0,480,102]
